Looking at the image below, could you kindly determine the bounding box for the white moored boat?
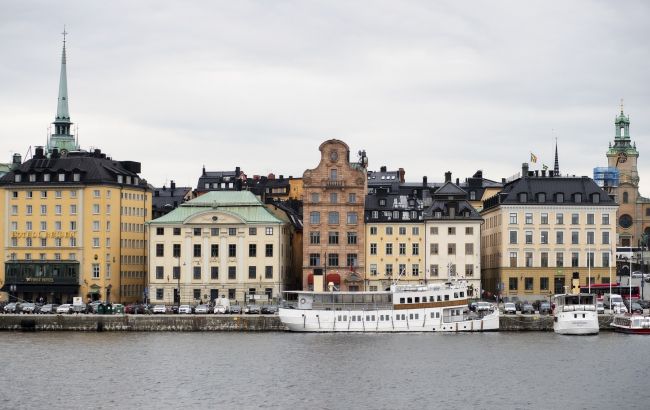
[552,293,599,335]
[279,281,499,332]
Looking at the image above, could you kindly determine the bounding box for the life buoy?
[300,298,306,304]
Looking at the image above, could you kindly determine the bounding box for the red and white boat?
[611,314,650,334]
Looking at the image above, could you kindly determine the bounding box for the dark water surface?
[1,332,649,409]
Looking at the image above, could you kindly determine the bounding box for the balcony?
[325,179,344,188]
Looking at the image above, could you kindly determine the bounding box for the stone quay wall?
[0,314,615,332]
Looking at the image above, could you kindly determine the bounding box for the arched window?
[623,192,629,203]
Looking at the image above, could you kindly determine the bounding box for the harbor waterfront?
[0,313,621,331]
[1,331,649,410]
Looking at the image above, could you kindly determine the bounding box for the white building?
[147,191,290,305]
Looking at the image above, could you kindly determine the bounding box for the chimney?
[456,178,459,185]
[541,170,546,177]
[422,176,428,187]
[11,153,21,170]
[51,148,60,159]
[445,171,452,183]
[501,178,506,183]
[171,180,176,190]
[268,173,275,180]
[202,165,206,176]
[549,170,554,177]
[380,165,387,172]
[35,146,45,159]
[535,170,539,177]
[399,168,405,183]
[235,166,241,177]
[279,175,284,180]
[522,163,529,177]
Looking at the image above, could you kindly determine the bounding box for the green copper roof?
[150,191,283,224]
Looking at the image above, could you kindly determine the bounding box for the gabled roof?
[434,182,467,197]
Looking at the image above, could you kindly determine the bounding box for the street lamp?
[175,255,182,306]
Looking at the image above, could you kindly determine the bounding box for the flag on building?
[530,152,538,163]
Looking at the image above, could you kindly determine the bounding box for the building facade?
[0,37,150,304]
[147,191,290,305]
[302,140,368,291]
[481,164,618,300]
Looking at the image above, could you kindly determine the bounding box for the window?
[602,231,610,245]
[228,244,236,257]
[156,266,164,280]
[556,231,564,244]
[556,193,564,203]
[509,213,517,224]
[311,193,320,203]
[465,243,473,255]
[173,244,181,258]
[247,227,257,236]
[385,227,393,235]
[509,252,517,268]
[211,266,219,279]
[328,212,339,224]
[93,221,100,231]
[398,264,406,275]
[370,227,377,235]
[602,252,610,268]
[386,243,393,255]
[309,253,320,266]
[509,231,517,244]
[623,192,629,203]
[571,213,579,225]
[193,228,202,236]
[249,244,256,257]
[310,212,320,224]
[265,244,273,257]
[571,252,579,267]
[248,266,257,279]
[556,213,564,225]
[525,231,533,244]
[92,204,100,214]
[538,193,546,203]
[211,228,220,236]
[193,289,201,300]
[399,243,406,255]
[228,266,236,280]
[525,277,534,291]
[327,253,339,266]
[541,213,548,224]
[509,277,518,291]
[156,289,164,300]
[370,243,377,255]
[465,264,473,276]
[156,227,165,236]
[174,227,181,236]
[587,231,595,245]
[430,264,438,277]
[430,243,438,255]
[398,226,406,235]
[328,231,339,245]
[412,226,419,235]
[55,205,62,215]
[571,231,579,245]
[370,264,377,276]
[11,205,18,215]
[348,193,356,203]
[156,244,164,257]
[211,244,219,257]
[602,214,610,225]
[412,264,419,276]
[525,252,533,267]
[430,227,438,235]
[525,213,533,224]
[347,232,357,245]
[448,227,456,235]
[448,243,456,255]
[412,243,419,255]
[587,252,595,268]
[541,252,548,267]
[347,212,357,224]
[228,228,237,236]
[465,227,473,235]
[265,227,273,235]
[40,205,47,215]
[193,244,201,257]
[309,232,320,244]
[574,193,582,203]
[540,231,548,244]
[265,266,273,279]
[587,214,594,225]
[556,252,564,267]
[540,277,549,291]
[330,192,338,203]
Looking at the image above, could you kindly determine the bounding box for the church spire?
[48,26,78,156]
[554,138,559,176]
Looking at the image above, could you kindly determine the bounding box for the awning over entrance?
[345,273,362,283]
[326,273,341,284]
[88,284,101,294]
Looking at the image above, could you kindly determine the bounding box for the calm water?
[1,332,649,410]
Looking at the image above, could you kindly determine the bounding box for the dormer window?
[117,175,123,184]
[73,173,80,182]
[14,174,21,182]
[126,176,132,185]
[538,193,545,203]
[43,174,50,182]
[556,193,564,203]
[134,177,139,185]
[519,193,527,202]
[435,211,442,218]
[574,193,582,203]
[592,193,600,204]
[469,191,476,200]
[58,173,66,182]
[29,174,36,182]
[205,183,210,189]
[379,199,386,206]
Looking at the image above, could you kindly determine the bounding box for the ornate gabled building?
[604,106,650,248]
[302,140,368,291]
[0,33,151,304]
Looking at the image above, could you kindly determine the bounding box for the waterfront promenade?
[0,313,618,332]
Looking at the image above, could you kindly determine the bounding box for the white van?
[603,293,627,313]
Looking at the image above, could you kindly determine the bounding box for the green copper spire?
[48,26,79,156]
[607,101,637,157]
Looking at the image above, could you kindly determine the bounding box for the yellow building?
[0,36,151,304]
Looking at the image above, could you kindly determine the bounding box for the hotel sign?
[24,277,55,283]
[11,231,77,239]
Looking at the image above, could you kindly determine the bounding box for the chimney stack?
[445,171,452,183]
[522,163,529,177]
[422,176,428,187]
[380,165,387,172]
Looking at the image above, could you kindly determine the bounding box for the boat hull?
[553,311,599,335]
[611,326,650,334]
[279,308,499,332]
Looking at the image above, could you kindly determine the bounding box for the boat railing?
[310,302,394,311]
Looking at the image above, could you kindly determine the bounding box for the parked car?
[603,294,624,310]
[261,305,278,314]
[636,299,650,309]
[56,304,73,314]
[521,302,535,314]
[71,304,87,314]
[631,271,647,279]
[195,304,210,314]
[229,305,242,314]
[125,304,147,314]
[38,304,59,314]
[178,305,192,314]
[539,302,551,315]
[21,303,37,314]
[171,305,179,314]
[3,302,21,313]
[468,302,478,312]
[624,300,644,314]
[214,305,227,314]
[476,302,492,312]
[152,305,167,314]
[245,305,261,314]
[503,302,517,315]
[596,301,605,314]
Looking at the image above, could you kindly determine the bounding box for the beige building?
[302,140,368,291]
[147,191,290,305]
[481,164,618,300]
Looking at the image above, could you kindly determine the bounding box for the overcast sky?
[1,0,649,193]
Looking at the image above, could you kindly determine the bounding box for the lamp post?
[175,255,181,306]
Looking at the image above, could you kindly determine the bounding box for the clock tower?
[606,104,643,246]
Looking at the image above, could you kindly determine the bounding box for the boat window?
[429,296,435,302]
[444,295,449,301]
[314,295,323,303]
[343,315,347,321]
[366,315,370,321]
[380,315,384,321]
[454,292,458,298]
[407,297,412,304]
[352,316,356,322]
[386,315,391,320]
[343,294,353,303]
[402,314,406,320]
[436,312,440,318]
[364,294,373,303]
[333,294,342,304]
[415,314,419,319]
[574,314,577,319]
[388,295,393,303]
[437,295,441,301]
[415,297,420,303]
[451,310,455,316]
[400,297,405,304]
[353,294,364,304]
[409,314,413,320]
[460,292,464,298]
[430,312,435,318]
[371,315,376,321]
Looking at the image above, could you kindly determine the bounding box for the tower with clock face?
[605,106,648,246]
